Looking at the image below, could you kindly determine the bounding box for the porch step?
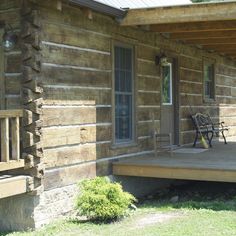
[0,175,33,199]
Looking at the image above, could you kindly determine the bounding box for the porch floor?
[113,138,236,183]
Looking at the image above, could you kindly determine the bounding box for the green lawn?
[3,182,236,236]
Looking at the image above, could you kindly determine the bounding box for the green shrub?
[75,177,136,222]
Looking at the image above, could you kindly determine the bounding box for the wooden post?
[57,0,62,11]
[1,118,9,162]
[11,117,20,161]
[0,29,5,110]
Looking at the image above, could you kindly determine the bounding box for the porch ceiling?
[120,1,236,60]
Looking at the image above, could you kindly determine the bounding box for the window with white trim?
[114,45,134,143]
[162,63,173,105]
[203,59,215,100]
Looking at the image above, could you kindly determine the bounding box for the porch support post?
[0,29,5,110]
[1,118,9,162]
[11,117,20,161]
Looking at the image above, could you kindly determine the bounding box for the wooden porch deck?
[113,139,236,183]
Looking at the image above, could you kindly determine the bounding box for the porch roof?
[120,1,236,60]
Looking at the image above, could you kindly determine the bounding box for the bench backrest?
[190,113,213,131]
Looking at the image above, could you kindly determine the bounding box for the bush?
[75,177,136,222]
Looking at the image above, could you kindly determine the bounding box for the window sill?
[203,98,216,104]
[111,141,138,150]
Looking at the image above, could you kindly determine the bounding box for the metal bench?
[191,113,228,147]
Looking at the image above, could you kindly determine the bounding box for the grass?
[2,182,236,236]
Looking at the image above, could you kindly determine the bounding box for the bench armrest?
[212,122,229,132]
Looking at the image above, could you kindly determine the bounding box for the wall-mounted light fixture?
[155,53,168,66]
[2,25,18,51]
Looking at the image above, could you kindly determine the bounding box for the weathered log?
[21,0,44,194]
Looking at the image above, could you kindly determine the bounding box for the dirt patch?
[133,212,183,229]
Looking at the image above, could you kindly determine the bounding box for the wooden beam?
[56,0,62,11]
[0,109,23,118]
[169,30,236,40]
[0,160,24,172]
[184,37,236,45]
[203,44,236,51]
[11,117,20,161]
[0,29,5,109]
[121,2,236,26]
[209,48,236,53]
[0,175,32,199]
[198,48,236,56]
[113,164,236,183]
[1,118,9,162]
[150,20,236,33]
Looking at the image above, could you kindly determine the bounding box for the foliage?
[75,177,136,222]
[8,199,236,236]
[5,182,236,236]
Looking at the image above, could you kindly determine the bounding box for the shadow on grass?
[68,215,125,226]
[141,198,236,212]
[139,181,236,212]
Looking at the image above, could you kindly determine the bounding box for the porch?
[113,138,236,183]
[0,109,24,172]
[0,110,31,199]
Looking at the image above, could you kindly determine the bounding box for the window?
[203,59,215,100]
[114,45,134,143]
[162,63,172,105]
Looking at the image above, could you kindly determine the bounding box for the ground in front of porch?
[113,138,236,183]
[4,181,236,236]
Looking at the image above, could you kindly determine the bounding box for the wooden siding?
[33,1,236,189]
[0,0,22,109]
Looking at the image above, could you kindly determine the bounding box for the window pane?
[115,94,132,140]
[204,61,214,99]
[162,64,172,104]
[125,71,132,92]
[114,46,133,142]
[115,69,120,91]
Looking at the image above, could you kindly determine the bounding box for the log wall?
[0,0,22,109]
[33,1,236,190]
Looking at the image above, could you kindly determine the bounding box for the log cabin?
[0,0,236,231]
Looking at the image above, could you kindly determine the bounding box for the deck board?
[0,175,32,199]
[113,140,236,182]
[0,159,24,172]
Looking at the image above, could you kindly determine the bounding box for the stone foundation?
[0,176,185,231]
[34,184,78,228]
[0,184,78,231]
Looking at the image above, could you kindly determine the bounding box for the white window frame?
[112,43,135,145]
[203,58,215,101]
[162,62,173,106]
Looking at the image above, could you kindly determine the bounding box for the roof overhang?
[69,0,126,19]
[120,1,236,60]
